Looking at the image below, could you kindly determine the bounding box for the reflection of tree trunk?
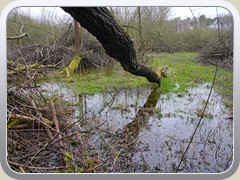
[121,88,161,141]
[62,7,160,85]
[78,94,83,116]
[113,88,160,171]
[78,94,87,116]
[83,95,87,115]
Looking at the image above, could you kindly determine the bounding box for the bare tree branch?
[7,33,27,40]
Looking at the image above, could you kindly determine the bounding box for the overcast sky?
[15,6,231,21]
[170,7,230,19]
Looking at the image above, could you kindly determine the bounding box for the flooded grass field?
[8,53,233,173]
[40,80,233,173]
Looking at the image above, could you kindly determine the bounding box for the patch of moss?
[7,119,21,129]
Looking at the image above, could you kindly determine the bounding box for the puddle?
[40,82,233,173]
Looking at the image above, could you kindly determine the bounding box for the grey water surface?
[41,82,233,173]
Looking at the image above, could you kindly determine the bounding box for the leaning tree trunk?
[61,7,160,85]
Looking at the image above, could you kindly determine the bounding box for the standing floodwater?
[40,82,233,173]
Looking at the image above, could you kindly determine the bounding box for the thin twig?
[8,161,72,170]
[176,8,222,172]
[175,60,218,173]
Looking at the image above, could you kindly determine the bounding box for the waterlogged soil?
[41,82,233,173]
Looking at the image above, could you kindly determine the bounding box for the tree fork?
[62,7,160,85]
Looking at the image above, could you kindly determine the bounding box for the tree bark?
[61,7,160,85]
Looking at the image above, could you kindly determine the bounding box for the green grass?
[148,52,217,93]
[43,52,233,97]
[150,53,232,99]
[57,64,151,95]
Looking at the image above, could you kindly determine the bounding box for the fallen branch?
[59,50,92,77]
[8,113,36,122]
[7,113,53,129]
[16,64,57,71]
[8,123,30,129]
[51,100,63,147]
[7,33,27,40]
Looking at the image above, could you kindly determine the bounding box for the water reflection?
[120,87,160,143]
[111,88,161,172]
[40,82,233,173]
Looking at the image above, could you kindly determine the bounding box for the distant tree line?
[7,7,233,62]
[112,7,233,58]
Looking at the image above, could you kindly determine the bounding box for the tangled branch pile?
[8,45,112,70]
[7,63,104,173]
[7,64,63,171]
[6,40,115,173]
[196,33,233,70]
[8,45,72,66]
